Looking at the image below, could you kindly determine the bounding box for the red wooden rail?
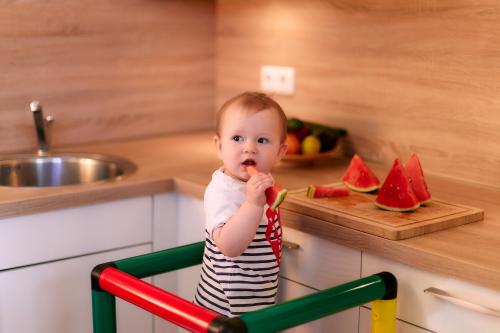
[99,267,219,332]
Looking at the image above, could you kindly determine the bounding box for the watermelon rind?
[344,182,379,193]
[374,201,420,212]
[269,188,288,211]
[307,185,315,199]
[307,185,350,198]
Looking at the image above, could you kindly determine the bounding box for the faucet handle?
[46,115,55,125]
[30,101,55,124]
[30,101,42,113]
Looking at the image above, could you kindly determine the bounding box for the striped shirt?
[193,168,282,317]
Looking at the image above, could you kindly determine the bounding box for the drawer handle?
[424,287,500,318]
[282,240,300,250]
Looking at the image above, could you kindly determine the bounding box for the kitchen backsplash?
[216,0,500,188]
[0,0,215,154]
[2,0,499,188]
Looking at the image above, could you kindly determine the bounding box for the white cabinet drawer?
[362,253,500,333]
[280,226,361,290]
[277,277,358,333]
[0,244,152,333]
[0,196,152,270]
[359,306,432,333]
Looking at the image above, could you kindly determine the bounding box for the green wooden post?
[91,290,116,333]
[114,242,205,278]
[239,274,388,333]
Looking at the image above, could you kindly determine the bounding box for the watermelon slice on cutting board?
[405,153,431,204]
[246,166,288,211]
[375,159,420,212]
[341,154,380,192]
[307,185,350,199]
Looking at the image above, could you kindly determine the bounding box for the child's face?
[214,107,287,181]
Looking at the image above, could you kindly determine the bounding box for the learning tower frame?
[91,242,397,333]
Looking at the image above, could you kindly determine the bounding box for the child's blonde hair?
[216,92,288,143]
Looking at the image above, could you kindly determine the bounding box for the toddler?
[193,92,288,317]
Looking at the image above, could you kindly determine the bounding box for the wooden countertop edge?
[281,210,500,291]
[0,178,174,219]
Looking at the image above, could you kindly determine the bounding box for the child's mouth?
[242,159,256,167]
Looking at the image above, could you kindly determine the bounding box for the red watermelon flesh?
[375,159,420,212]
[341,154,380,192]
[265,184,288,211]
[405,153,431,204]
[307,185,350,199]
[246,166,288,211]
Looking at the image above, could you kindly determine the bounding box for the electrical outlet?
[260,65,295,95]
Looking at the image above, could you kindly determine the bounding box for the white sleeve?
[204,186,240,238]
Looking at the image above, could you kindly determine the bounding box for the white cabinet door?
[281,226,361,290]
[362,253,500,333]
[277,277,359,333]
[0,244,152,333]
[153,193,205,301]
[153,193,206,333]
[0,196,153,270]
[359,307,432,333]
[176,193,205,302]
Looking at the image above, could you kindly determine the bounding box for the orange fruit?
[285,133,301,154]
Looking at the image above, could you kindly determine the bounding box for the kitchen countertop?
[1,131,500,291]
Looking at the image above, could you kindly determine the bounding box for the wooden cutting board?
[282,183,484,240]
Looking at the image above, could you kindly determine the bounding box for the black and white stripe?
[194,216,281,317]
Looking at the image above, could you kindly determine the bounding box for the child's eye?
[257,137,269,144]
[232,135,243,142]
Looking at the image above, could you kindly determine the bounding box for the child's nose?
[243,141,256,153]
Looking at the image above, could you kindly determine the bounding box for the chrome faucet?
[29,101,54,156]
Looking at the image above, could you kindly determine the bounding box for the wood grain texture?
[216,0,500,187]
[0,0,215,154]
[284,184,484,239]
[0,131,500,290]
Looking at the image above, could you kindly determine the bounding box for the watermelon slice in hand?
[405,153,431,204]
[307,185,350,199]
[341,154,380,192]
[375,159,420,212]
[246,166,288,211]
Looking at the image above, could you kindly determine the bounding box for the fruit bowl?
[280,138,344,165]
[282,117,347,166]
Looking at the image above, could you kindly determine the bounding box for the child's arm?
[213,172,274,257]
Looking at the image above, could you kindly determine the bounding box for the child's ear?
[277,143,288,161]
[213,135,223,160]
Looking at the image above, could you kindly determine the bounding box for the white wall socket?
[260,65,295,95]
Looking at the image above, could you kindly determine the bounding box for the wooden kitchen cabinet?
[0,244,153,333]
[361,252,500,333]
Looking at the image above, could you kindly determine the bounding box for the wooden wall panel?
[0,0,214,154]
[216,0,500,187]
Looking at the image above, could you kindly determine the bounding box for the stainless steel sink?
[0,153,136,187]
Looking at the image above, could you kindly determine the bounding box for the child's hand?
[245,171,274,207]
